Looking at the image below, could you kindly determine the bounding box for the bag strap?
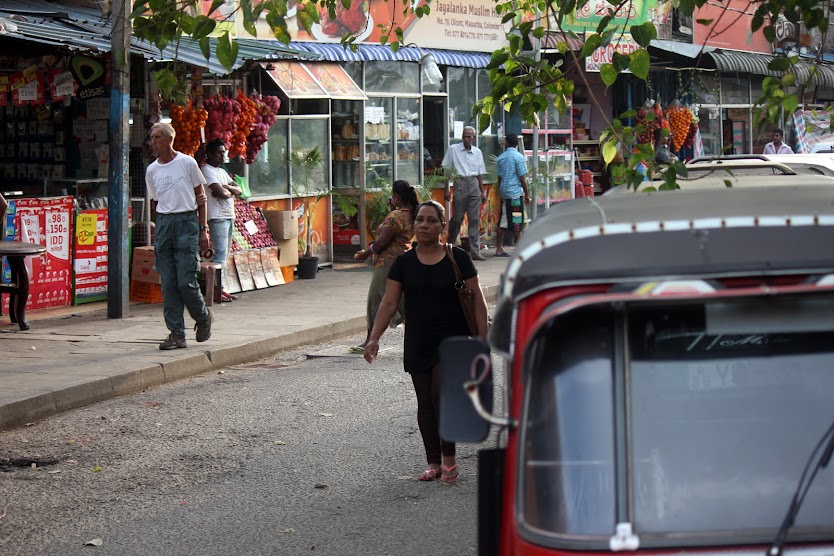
[445,243,465,285]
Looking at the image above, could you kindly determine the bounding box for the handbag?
[445,243,479,336]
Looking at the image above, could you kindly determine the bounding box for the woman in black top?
[364,200,489,483]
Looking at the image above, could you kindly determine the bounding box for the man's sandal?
[418,467,441,481]
[440,464,459,483]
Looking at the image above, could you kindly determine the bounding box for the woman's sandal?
[418,467,441,481]
[440,464,459,483]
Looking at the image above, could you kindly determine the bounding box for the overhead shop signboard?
[234,0,508,52]
[262,61,327,99]
[553,0,672,40]
[303,63,367,100]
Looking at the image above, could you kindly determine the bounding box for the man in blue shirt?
[494,134,531,257]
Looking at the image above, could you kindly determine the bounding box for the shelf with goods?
[573,139,609,194]
[331,99,362,189]
[521,102,575,212]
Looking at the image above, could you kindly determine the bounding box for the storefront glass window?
[722,108,751,154]
[447,67,476,146]
[750,76,764,102]
[695,73,720,104]
[478,69,502,179]
[343,62,362,89]
[248,119,289,198]
[395,97,421,185]
[365,97,394,189]
[720,74,749,104]
[697,107,720,156]
[364,62,419,94]
[290,118,329,195]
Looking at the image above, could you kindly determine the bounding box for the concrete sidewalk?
[0,253,508,431]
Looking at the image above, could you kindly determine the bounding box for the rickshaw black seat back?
[439,336,492,443]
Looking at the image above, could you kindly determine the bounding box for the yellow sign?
[76,213,98,246]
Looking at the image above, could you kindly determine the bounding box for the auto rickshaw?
[440,185,834,556]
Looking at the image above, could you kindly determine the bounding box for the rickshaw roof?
[502,185,834,302]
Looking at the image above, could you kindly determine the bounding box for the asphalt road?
[0,328,504,556]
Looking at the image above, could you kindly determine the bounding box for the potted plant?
[289,146,328,279]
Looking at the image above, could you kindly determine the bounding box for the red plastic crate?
[130,280,164,304]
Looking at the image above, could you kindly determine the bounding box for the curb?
[0,286,499,431]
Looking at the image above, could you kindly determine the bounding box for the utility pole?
[108,0,130,318]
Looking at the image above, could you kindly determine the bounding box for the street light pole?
[108,0,131,318]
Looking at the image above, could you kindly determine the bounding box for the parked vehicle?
[688,154,834,177]
[440,186,834,556]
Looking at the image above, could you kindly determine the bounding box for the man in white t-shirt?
[201,139,242,302]
[763,128,795,154]
[145,123,213,350]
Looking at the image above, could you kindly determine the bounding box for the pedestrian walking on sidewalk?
[146,122,214,350]
[201,138,242,303]
[494,133,530,256]
[364,200,489,483]
[441,126,487,261]
[352,180,418,353]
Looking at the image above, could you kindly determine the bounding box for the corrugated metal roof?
[287,41,492,68]
[0,0,315,76]
[708,49,834,88]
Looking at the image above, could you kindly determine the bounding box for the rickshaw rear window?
[629,298,834,537]
[520,295,834,545]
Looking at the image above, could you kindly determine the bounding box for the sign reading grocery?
[585,37,640,72]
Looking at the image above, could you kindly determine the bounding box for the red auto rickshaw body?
[440,186,834,556]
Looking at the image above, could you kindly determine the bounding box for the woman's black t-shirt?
[388,245,477,374]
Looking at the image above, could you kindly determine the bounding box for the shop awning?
[286,42,492,68]
[261,61,366,100]
[302,63,367,100]
[708,49,834,88]
[649,39,715,59]
[0,0,314,76]
[539,31,585,53]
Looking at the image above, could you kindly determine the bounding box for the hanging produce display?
[245,93,281,163]
[667,103,694,152]
[204,94,242,147]
[636,101,665,145]
[229,90,258,160]
[169,90,281,162]
[169,103,209,156]
[682,112,700,149]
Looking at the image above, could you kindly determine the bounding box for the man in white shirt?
[201,139,242,302]
[441,126,487,261]
[763,128,795,154]
[146,123,213,350]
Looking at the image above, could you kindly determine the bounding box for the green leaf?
[153,68,177,99]
[768,57,791,72]
[580,33,602,58]
[602,139,618,165]
[782,94,799,115]
[478,113,491,134]
[612,52,630,72]
[596,15,612,34]
[619,109,638,119]
[199,36,210,61]
[695,18,713,25]
[206,0,225,16]
[600,63,618,86]
[781,74,796,87]
[629,48,650,80]
[763,26,776,43]
[192,15,216,39]
[630,22,657,47]
[723,179,733,188]
[216,31,238,72]
[672,161,688,178]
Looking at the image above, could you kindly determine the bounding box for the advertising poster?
[1,197,74,314]
[73,208,109,304]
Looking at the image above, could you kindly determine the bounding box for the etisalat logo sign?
[70,56,108,99]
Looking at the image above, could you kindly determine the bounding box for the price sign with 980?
[46,211,70,259]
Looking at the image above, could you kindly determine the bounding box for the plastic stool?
[199,262,223,306]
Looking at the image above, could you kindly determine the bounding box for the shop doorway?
[722,108,750,154]
[422,96,447,172]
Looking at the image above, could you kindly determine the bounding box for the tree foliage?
[131,0,833,190]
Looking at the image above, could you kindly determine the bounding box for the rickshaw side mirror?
[439,336,493,443]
